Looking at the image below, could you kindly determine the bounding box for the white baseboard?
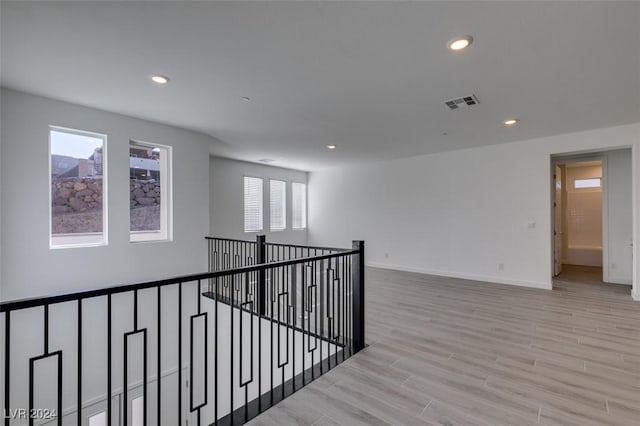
[367,261,552,290]
[632,288,639,301]
[604,277,633,285]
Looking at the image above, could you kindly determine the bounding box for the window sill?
[130,230,171,243]
[50,233,107,249]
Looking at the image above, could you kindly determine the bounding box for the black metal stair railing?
[1,236,365,426]
[204,236,365,424]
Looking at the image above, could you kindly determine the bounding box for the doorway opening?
[554,160,603,281]
[551,149,633,289]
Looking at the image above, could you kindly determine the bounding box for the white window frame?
[129,140,173,243]
[49,126,108,249]
[291,182,307,230]
[270,179,287,231]
[244,176,264,233]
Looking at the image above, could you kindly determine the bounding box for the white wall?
[605,149,633,284]
[0,89,212,300]
[210,156,308,244]
[308,123,640,298]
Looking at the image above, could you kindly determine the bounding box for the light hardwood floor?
[247,267,640,426]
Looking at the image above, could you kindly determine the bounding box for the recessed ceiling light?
[504,118,519,126]
[327,145,337,150]
[447,36,473,51]
[151,75,170,84]
[242,97,251,101]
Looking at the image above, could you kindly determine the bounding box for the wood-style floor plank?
[248,265,640,425]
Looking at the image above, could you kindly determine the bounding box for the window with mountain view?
[50,127,107,248]
[129,141,172,242]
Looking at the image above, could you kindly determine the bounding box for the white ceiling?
[2,1,639,171]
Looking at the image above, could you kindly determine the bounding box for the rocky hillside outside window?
[129,140,172,242]
[50,127,107,248]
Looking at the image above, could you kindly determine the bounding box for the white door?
[41,395,120,426]
[554,166,564,276]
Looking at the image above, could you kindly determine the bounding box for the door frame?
[550,153,608,285]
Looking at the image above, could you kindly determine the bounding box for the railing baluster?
[301,263,306,386]
[157,285,162,426]
[319,259,324,375]
[134,290,138,332]
[312,262,317,380]
[144,327,148,426]
[4,312,9,426]
[214,276,219,425]
[123,329,128,426]
[107,294,112,426]
[352,240,365,353]
[230,274,234,425]
[44,304,49,354]
[280,265,286,400]
[178,283,182,426]
[240,273,247,422]
[291,264,297,391]
[77,299,82,425]
[342,255,346,363]
[269,268,274,406]
[190,280,204,426]
[257,235,266,315]
[258,268,262,414]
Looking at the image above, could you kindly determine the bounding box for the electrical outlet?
[498,263,505,271]
[385,252,389,259]
[611,263,617,270]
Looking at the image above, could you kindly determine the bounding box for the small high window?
[574,178,601,189]
[270,180,286,231]
[244,177,263,232]
[129,141,172,242]
[50,127,107,248]
[292,182,307,230]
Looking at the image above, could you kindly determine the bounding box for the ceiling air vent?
[443,94,479,110]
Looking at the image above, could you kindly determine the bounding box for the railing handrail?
[264,241,350,252]
[205,236,256,243]
[0,249,360,313]
[205,236,350,253]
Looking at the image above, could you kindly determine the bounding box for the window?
[132,396,144,426]
[292,182,307,230]
[89,412,106,426]
[574,178,601,189]
[244,177,263,232]
[130,141,172,242]
[50,127,107,248]
[270,180,286,231]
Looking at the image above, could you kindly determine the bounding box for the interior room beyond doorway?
[563,161,603,274]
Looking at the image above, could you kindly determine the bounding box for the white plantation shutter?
[270,180,286,231]
[292,182,307,229]
[244,177,263,232]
